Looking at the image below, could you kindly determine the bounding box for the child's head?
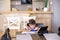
[28,19,36,28]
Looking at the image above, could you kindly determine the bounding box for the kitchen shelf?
[0,11,53,14]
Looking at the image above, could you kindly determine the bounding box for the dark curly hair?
[29,19,36,25]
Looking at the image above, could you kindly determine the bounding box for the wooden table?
[16,33,45,40]
[31,34,45,40]
[44,33,60,40]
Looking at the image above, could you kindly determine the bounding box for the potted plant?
[44,0,48,12]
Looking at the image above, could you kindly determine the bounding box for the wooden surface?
[31,34,45,40]
[12,34,45,40]
[0,31,3,39]
[0,0,52,13]
[33,13,52,32]
[10,29,18,37]
[0,0,52,33]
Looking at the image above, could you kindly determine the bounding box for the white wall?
[2,0,10,11]
[0,0,2,11]
[0,15,4,31]
[52,0,60,33]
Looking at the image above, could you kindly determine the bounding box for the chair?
[58,27,60,36]
[38,26,48,36]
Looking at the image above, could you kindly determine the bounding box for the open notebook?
[22,31,37,34]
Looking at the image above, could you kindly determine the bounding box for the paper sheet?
[22,31,36,34]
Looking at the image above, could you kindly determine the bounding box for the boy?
[23,19,40,32]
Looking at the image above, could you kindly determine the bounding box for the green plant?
[44,0,48,7]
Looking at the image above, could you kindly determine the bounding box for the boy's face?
[29,24,35,28]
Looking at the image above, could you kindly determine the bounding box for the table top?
[31,34,45,40]
[44,33,60,40]
[16,34,32,40]
[16,33,45,40]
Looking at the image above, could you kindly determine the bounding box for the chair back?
[40,26,48,31]
[58,27,60,32]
